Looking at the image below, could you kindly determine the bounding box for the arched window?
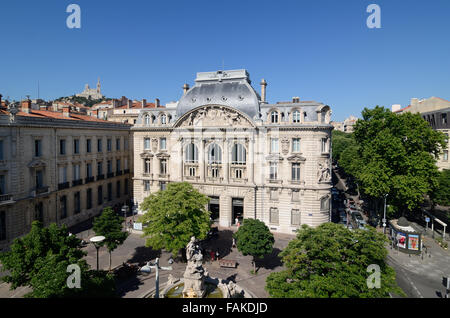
[151,115,156,124]
[271,111,279,123]
[231,144,246,165]
[161,114,167,124]
[144,114,150,125]
[292,110,301,123]
[185,143,198,163]
[208,143,222,164]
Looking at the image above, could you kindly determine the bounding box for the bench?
[219,259,237,268]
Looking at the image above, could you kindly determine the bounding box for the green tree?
[431,169,450,206]
[233,219,274,273]
[0,221,116,297]
[265,223,403,298]
[93,207,129,270]
[331,130,356,163]
[352,106,446,216]
[139,182,211,257]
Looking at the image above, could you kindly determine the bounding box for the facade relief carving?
[317,161,331,183]
[179,106,253,128]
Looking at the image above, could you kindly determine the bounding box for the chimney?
[292,96,300,103]
[155,98,160,107]
[142,99,147,108]
[391,104,401,112]
[0,94,2,107]
[127,99,132,109]
[21,99,31,113]
[260,79,267,103]
[411,98,419,107]
[183,83,190,95]
[62,106,70,118]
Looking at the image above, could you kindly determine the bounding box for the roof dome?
[176,70,261,120]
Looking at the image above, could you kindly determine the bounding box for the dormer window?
[293,110,301,123]
[271,111,279,123]
[161,114,167,124]
[144,114,150,125]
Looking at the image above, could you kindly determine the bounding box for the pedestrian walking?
[215,249,220,261]
[232,237,236,248]
[210,250,215,261]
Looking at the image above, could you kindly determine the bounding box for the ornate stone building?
[132,70,333,234]
[0,99,133,251]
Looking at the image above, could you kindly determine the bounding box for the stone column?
[249,136,254,184]
[199,139,205,182]
[223,138,229,184]
[180,139,184,181]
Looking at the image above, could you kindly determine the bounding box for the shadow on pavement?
[258,248,283,270]
[126,246,161,266]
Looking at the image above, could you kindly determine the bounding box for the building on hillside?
[132,69,333,234]
[392,97,450,170]
[76,78,104,100]
[0,97,133,251]
[330,115,357,133]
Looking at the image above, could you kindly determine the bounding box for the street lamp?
[140,258,172,298]
[90,235,105,270]
[383,194,388,234]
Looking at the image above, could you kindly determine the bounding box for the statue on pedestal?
[182,236,206,298]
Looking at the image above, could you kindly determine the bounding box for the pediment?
[176,105,254,128]
[28,158,47,168]
[287,154,306,162]
[140,152,154,159]
[265,154,284,162]
[156,152,170,158]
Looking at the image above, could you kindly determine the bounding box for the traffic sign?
[382,218,386,223]
[425,217,430,223]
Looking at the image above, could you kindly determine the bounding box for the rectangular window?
[189,166,196,177]
[116,181,121,198]
[73,165,80,181]
[270,138,279,153]
[160,159,167,175]
[321,138,328,153]
[160,138,167,150]
[86,139,92,153]
[59,139,66,155]
[144,138,151,150]
[212,168,219,178]
[124,158,128,170]
[444,150,449,162]
[0,210,5,240]
[86,189,92,209]
[291,209,301,226]
[97,139,103,152]
[116,138,120,151]
[235,169,242,179]
[35,139,42,157]
[160,182,167,191]
[73,139,80,154]
[86,163,92,178]
[442,113,447,124]
[144,159,151,174]
[0,140,3,160]
[0,175,5,195]
[36,170,44,188]
[97,162,103,176]
[98,186,103,205]
[107,139,112,151]
[292,138,300,153]
[124,138,129,150]
[74,192,81,214]
[144,180,150,191]
[270,162,278,180]
[124,179,129,195]
[59,166,67,184]
[107,160,112,173]
[292,163,301,181]
[116,159,121,173]
[270,208,279,225]
[60,195,67,219]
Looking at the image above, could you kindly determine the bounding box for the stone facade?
[76,78,104,100]
[132,70,333,234]
[0,106,133,251]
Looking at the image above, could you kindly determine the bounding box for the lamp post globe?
[90,236,105,270]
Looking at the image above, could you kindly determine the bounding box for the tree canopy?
[139,182,211,256]
[265,223,402,298]
[0,221,116,297]
[431,169,450,206]
[233,218,274,273]
[339,106,446,215]
[93,206,129,270]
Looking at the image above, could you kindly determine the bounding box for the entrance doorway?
[232,198,244,225]
[208,196,220,222]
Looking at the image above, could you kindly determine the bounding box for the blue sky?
[0,0,449,121]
